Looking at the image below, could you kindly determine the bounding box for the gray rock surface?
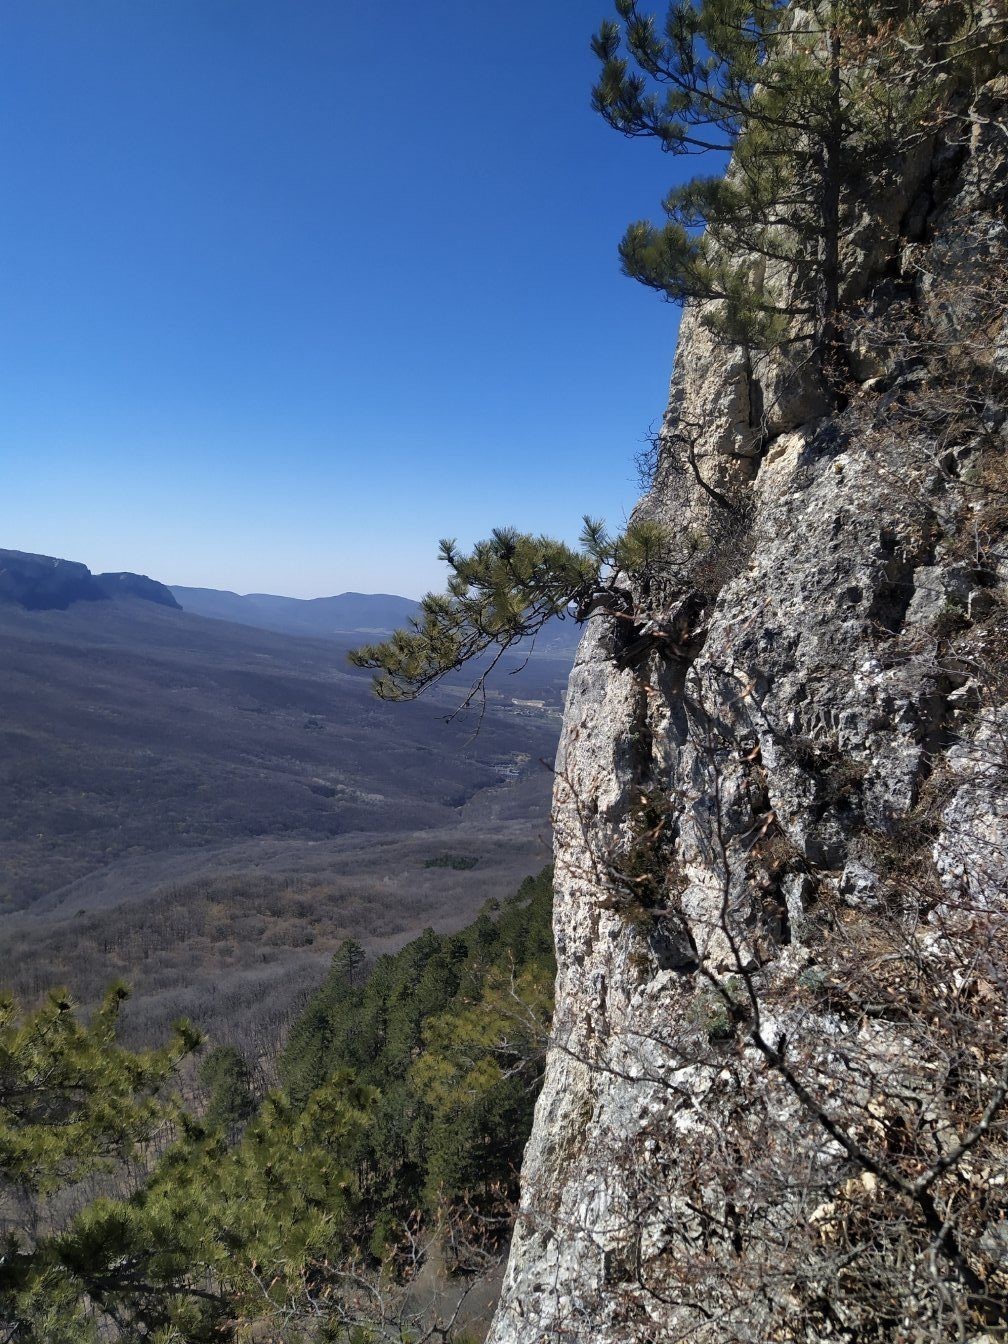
[489,79,1008,1344]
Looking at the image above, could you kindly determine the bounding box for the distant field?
[0,598,568,1058]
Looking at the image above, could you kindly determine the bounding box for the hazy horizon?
[170,581,423,602]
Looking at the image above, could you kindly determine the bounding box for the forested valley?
[0,869,555,1341]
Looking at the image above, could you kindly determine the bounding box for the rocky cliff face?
[0,549,180,611]
[489,78,1008,1343]
[94,570,181,608]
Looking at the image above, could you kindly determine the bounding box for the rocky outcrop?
[0,549,180,611]
[489,79,1008,1343]
[0,550,108,611]
[94,570,181,608]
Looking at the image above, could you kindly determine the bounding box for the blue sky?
[0,1,687,599]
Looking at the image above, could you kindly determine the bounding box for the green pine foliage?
[424,853,480,870]
[349,518,665,701]
[279,867,555,1255]
[349,4,1006,708]
[412,959,554,1215]
[0,983,197,1195]
[0,986,203,1341]
[9,1074,372,1342]
[0,986,375,1340]
[197,1044,257,1139]
[0,869,554,1337]
[592,0,998,349]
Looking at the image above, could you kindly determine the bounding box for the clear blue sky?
[0,0,687,599]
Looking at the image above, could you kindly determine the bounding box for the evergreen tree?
[277,869,556,1252]
[2,873,555,1336]
[413,963,554,1213]
[350,518,665,701]
[331,936,366,986]
[0,986,373,1341]
[198,1044,256,1139]
[0,987,201,1341]
[0,984,197,1196]
[349,6,1006,702]
[591,0,998,356]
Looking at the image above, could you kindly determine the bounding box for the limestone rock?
[489,78,1008,1344]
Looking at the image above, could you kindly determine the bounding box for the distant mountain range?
[170,584,583,653]
[170,586,420,638]
[0,548,583,653]
[0,544,565,1053]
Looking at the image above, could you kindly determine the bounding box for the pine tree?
[0,984,197,1196]
[0,986,200,1342]
[591,0,993,357]
[349,517,666,701]
[331,936,366,986]
[348,6,1008,702]
[198,1044,256,1139]
[0,985,374,1341]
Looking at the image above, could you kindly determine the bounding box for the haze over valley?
[0,548,569,1057]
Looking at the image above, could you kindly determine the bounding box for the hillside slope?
[170,585,419,637]
[0,594,565,1051]
[171,582,585,653]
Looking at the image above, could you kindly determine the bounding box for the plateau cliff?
[489,76,1008,1343]
[0,549,180,611]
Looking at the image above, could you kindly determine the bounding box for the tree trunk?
[819,23,844,390]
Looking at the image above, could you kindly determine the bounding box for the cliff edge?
[490,77,1008,1343]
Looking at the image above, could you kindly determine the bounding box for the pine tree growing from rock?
[592,0,1001,360]
[352,2,1005,703]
